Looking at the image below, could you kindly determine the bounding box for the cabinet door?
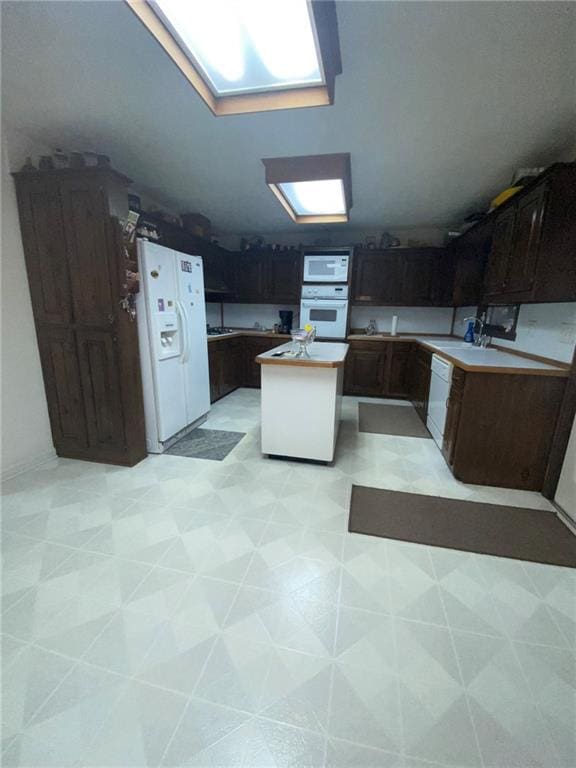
[244,338,284,387]
[344,344,387,395]
[15,178,72,325]
[450,221,492,307]
[351,250,402,304]
[221,338,244,396]
[504,186,547,296]
[442,368,465,466]
[384,343,411,397]
[76,329,126,454]
[401,251,436,305]
[208,343,223,402]
[235,252,268,302]
[59,178,116,326]
[484,207,515,298]
[37,327,87,452]
[268,251,302,304]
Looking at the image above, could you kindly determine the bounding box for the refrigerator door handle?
[176,300,190,364]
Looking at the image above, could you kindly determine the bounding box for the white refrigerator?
[136,239,210,453]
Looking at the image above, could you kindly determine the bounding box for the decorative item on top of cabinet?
[13,166,146,466]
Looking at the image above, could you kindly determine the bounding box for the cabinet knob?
[108,313,115,324]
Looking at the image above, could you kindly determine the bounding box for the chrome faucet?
[463,316,490,347]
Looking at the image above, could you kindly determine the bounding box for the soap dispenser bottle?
[464,320,475,344]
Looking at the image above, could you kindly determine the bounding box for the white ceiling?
[2,1,575,238]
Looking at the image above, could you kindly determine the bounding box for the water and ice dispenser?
[155,313,181,359]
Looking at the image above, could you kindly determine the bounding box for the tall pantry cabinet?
[13,167,146,466]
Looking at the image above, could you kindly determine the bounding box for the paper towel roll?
[391,315,398,336]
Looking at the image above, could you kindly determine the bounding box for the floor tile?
[82,680,188,767]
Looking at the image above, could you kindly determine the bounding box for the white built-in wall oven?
[300,285,349,339]
[303,247,352,283]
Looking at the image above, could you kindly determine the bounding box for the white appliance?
[303,247,351,283]
[136,240,210,453]
[300,285,349,339]
[427,354,453,449]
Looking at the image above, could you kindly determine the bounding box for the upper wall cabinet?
[448,218,493,307]
[351,247,452,306]
[481,163,576,304]
[233,249,303,304]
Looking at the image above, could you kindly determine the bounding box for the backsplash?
[350,306,453,335]
[207,303,300,330]
[495,302,576,363]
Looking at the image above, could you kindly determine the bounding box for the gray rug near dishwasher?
[349,485,576,568]
[358,402,431,438]
[166,428,245,461]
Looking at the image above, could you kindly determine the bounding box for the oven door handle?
[301,301,348,309]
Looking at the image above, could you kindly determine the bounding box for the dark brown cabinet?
[344,340,412,397]
[449,219,493,307]
[442,369,565,491]
[208,337,245,403]
[233,249,303,304]
[208,335,285,400]
[351,248,452,306]
[267,250,302,303]
[14,167,146,466]
[244,337,285,387]
[351,250,401,304]
[478,163,576,304]
[406,345,432,423]
[344,342,387,395]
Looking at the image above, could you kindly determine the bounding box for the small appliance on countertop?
[278,310,293,334]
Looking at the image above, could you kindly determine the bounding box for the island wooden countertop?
[256,341,349,368]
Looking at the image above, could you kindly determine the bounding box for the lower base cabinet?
[443,370,566,491]
[208,335,286,403]
[406,345,432,423]
[344,340,414,399]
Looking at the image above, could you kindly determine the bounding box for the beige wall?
[1,126,55,478]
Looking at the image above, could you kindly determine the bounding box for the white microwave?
[303,247,351,283]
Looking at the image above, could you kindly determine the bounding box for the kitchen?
[2,2,576,767]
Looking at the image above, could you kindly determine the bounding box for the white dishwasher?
[427,354,453,449]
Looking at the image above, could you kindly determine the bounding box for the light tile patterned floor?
[1,389,574,767]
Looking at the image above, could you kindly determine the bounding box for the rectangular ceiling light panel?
[154,0,324,96]
[262,153,352,224]
[126,0,342,115]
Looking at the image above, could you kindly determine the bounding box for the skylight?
[126,0,342,115]
[262,153,352,224]
[154,0,323,95]
[279,180,346,216]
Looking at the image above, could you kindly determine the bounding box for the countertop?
[207,329,291,343]
[256,341,349,368]
[347,334,568,376]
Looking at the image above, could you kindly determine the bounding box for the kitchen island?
[256,341,349,462]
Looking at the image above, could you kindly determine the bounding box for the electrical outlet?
[559,322,576,345]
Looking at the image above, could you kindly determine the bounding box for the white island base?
[257,342,349,463]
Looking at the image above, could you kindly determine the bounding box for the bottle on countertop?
[464,320,475,343]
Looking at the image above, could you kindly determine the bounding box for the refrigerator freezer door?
[139,241,188,443]
[175,254,210,424]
